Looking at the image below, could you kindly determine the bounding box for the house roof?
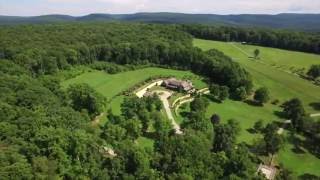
[163,78,193,90]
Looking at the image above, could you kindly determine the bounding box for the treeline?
[0,22,252,94]
[182,24,320,54]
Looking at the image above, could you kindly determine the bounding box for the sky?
[0,0,319,16]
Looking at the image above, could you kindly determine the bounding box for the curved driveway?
[153,90,183,135]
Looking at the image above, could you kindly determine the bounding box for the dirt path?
[310,113,320,117]
[174,97,194,115]
[135,80,163,98]
[92,112,105,126]
[154,90,183,135]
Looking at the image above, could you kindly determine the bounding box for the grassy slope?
[205,100,281,143]
[193,39,320,177]
[62,67,206,99]
[62,67,206,115]
[194,39,320,113]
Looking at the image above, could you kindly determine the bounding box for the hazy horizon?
[1,0,319,16]
[1,12,320,17]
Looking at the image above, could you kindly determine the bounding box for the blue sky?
[0,0,319,16]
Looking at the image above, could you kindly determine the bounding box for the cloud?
[0,0,319,16]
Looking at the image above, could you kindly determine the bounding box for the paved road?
[154,90,183,135]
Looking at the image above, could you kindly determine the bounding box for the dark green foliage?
[67,83,106,118]
[254,120,264,133]
[307,64,320,79]
[0,23,252,93]
[263,123,284,155]
[0,62,108,178]
[189,96,209,113]
[254,87,270,105]
[183,24,320,54]
[234,86,247,101]
[282,98,306,131]
[2,13,320,31]
[212,120,240,153]
[0,22,261,179]
[254,49,260,59]
[210,84,230,102]
[153,112,173,137]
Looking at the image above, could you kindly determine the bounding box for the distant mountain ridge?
[1,12,320,31]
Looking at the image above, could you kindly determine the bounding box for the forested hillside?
[1,13,320,31]
[0,23,258,179]
[182,24,320,54]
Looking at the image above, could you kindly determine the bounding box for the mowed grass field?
[193,39,320,177]
[194,39,320,113]
[62,67,206,99]
[62,67,207,114]
[194,39,320,73]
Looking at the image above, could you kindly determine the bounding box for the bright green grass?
[177,99,281,143]
[205,100,281,143]
[194,39,320,113]
[136,137,154,149]
[194,39,320,73]
[62,67,206,100]
[108,95,124,115]
[194,39,320,177]
[62,67,206,120]
[278,139,320,177]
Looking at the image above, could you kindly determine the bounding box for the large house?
[162,78,194,92]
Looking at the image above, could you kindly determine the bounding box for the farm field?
[193,38,320,177]
[194,39,320,113]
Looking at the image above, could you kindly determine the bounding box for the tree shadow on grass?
[246,128,257,134]
[298,173,320,180]
[309,102,320,111]
[287,134,306,154]
[291,146,306,154]
[203,94,222,104]
[179,111,189,118]
[273,110,286,119]
[144,132,157,139]
[244,99,262,107]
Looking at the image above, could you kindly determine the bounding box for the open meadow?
[193,38,320,177]
[194,39,320,113]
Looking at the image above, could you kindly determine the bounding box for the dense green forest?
[0,23,252,93]
[0,23,257,179]
[1,13,320,31]
[0,22,318,179]
[182,24,320,54]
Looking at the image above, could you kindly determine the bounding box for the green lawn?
[62,67,206,100]
[205,99,281,143]
[194,39,320,74]
[278,141,320,177]
[62,67,206,118]
[177,98,281,143]
[194,39,320,113]
[193,38,320,177]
